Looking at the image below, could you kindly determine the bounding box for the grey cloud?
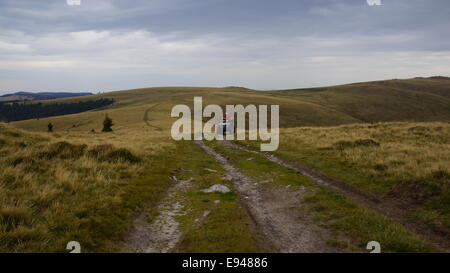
[0,0,450,93]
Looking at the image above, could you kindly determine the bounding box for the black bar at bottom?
[0,253,445,272]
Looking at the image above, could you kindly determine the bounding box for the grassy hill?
[0,92,92,102]
[268,77,450,124]
[2,76,449,252]
[11,77,450,133]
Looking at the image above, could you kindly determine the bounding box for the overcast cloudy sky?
[0,0,449,93]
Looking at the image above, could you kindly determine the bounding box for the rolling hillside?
[11,77,450,132]
[2,76,450,253]
[0,92,92,102]
[268,77,450,124]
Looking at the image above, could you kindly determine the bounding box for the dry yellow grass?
[0,123,175,252]
[246,122,450,231]
[278,122,450,185]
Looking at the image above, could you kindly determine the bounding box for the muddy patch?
[383,181,437,206]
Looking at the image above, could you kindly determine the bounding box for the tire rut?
[195,140,338,253]
[123,177,192,253]
[223,141,450,252]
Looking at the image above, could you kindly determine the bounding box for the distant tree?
[0,98,114,122]
[102,114,113,132]
[47,122,53,132]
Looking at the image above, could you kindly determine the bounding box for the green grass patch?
[304,187,435,252]
[208,141,312,188]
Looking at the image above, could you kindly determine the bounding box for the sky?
[0,0,449,94]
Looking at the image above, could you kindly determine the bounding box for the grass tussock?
[0,207,31,230]
[38,141,87,159]
[0,123,174,252]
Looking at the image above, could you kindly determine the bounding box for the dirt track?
[195,140,337,253]
[222,141,450,252]
[123,139,448,253]
[123,177,191,253]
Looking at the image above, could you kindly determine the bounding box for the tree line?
[0,98,114,122]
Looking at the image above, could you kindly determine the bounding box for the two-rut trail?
[123,139,448,253]
[194,140,337,253]
[221,141,450,253]
[123,140,337,253]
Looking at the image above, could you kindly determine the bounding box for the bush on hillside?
[102,114,113,132]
